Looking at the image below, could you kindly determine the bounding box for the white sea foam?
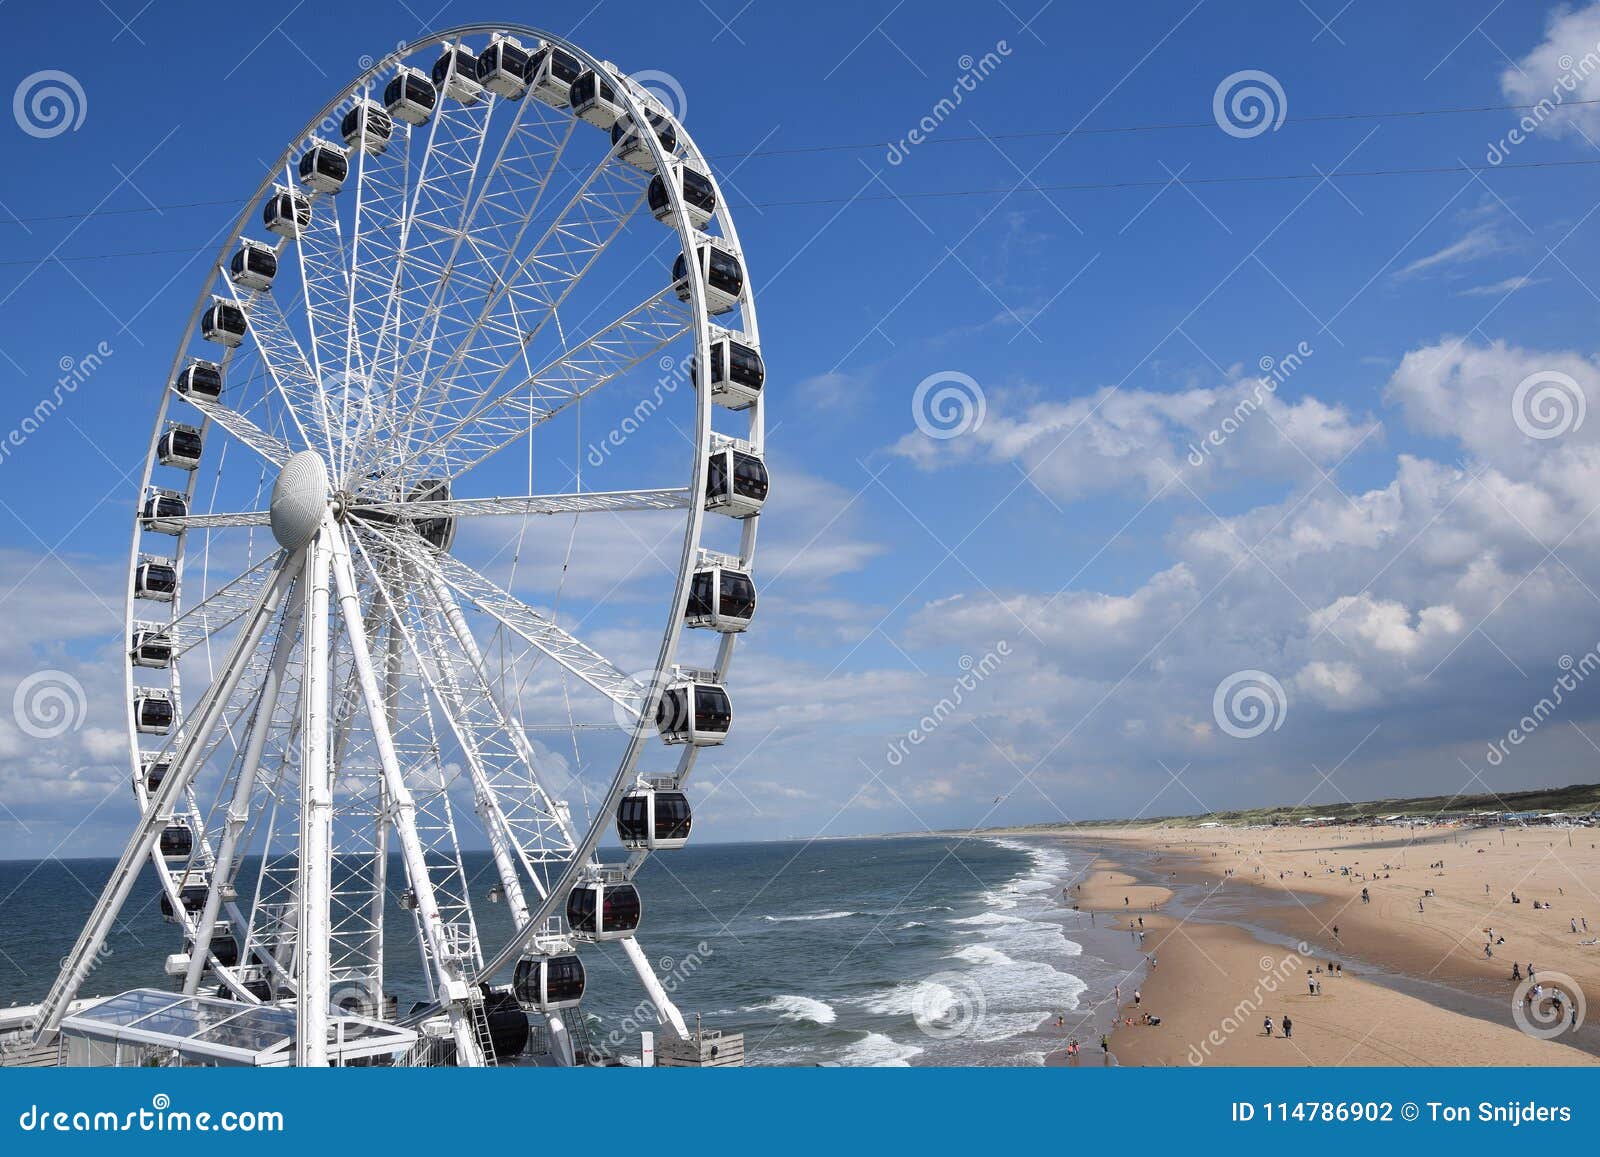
[897,921,926,929]
[749,994,838,1025]
[837,1031,922,1066]
[948,911,1027,927]
[762,910,855,923]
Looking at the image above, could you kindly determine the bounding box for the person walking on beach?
[1134,990,1141,1006]
[1263,1016,1274,1037]
[1283,1016,1292,1039]
[1100,1034,1109,1055]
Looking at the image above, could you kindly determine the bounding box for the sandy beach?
[1029,823,1600,1067]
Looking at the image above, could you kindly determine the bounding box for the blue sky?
[5,0,1600,857]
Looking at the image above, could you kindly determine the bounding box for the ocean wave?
[748,995,838,1026]
[837,1031,922,1067]
[948,911,1027,927]
[897,921,926,929]
[762,910,856,923]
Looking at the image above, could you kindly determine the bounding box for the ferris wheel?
[36,24,766,1067]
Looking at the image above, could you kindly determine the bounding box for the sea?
[0,835,1137,1066]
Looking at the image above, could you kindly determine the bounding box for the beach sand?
[1034,825,1600,1067]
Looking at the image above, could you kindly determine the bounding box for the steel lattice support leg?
[324,516,484,1066]
[34,551,301,1042]
[619,936,689,1039]
[183,580,302,996]
[297,529,334,1065]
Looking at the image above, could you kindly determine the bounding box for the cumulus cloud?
[878,336,1600,816]
[890,364,1376,501]
[1500,1,1600,139]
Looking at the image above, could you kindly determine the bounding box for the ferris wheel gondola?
[37,24,767,1069]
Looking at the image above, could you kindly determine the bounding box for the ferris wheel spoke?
[351,536,563,915]
[389,149,651,471]
[401,109,578,412]
[399,540,642,717]
[412,285,692,479]
[166,551,285,660]
[236,282,338,464]
[362,57,497,481]
[162,510,272,531]
[292,171,365,478]
[182,395,296,467]
[360,487,690,523]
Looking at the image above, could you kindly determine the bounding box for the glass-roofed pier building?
[58,989,417,1067]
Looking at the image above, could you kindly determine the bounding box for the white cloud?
[890,368,1375,501]
[1501,1,1600,139]
[1393,222,1503,280]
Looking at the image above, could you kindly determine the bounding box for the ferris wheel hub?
[269,450,331,551]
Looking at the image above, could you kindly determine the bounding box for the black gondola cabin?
[705,335,764,410]
[569,68,625,129]
[201,299,247,347]
[565,880,641,940]
[384,68,438,126]
[228,240,277,291]
[262,189,311,238]
[672,240,743,315]
[298,140,349,194]
[341,100,393,154]
[612,110,678,171]
[526,43,582,108]
[431,46,482,104]
[130,624,174,669]
[655,679,731,746]
[617,787,693,850]
[141,487,189,535]
[648,163,716,230]
[512,952,586,1010]
[686,563,756,632]
[158,423,203,470]
[134,690,175,735]
[476,36,530,99]
[705,446,767,518]
[135,557,178,601]
[175,360,222,401]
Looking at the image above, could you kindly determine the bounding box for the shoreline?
[1008,827,1599,1067]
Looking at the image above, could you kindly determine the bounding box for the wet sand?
[1014,827,1600,1067]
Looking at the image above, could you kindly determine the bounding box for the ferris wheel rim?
[118,22,765,1043]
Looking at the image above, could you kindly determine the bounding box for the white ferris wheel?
[35,23,766,1067]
